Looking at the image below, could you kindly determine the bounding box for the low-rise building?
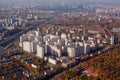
[48,57,57,65]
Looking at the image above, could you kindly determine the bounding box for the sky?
[0,0,120,5]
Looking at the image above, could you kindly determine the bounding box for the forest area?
[54,47,120,80]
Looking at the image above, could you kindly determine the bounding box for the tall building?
[67,46,76,57]
[0,47,4,57]
[84,44,90,54]
[23,41,33,53]
[37,44,45,58]
[49,45,62,57]
[110,35,115,44]
[76,46,84,57]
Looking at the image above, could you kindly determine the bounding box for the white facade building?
[23,41,33,53]
[84,44,90,54]
[67,46,76,57]
[110,36,115,44]
[61,33,67,39]
[37,44,45,58]
[48,58,57,65]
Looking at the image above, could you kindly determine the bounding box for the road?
[0,14,57,49]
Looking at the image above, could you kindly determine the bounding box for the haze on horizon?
[0,0,120,5]
[0,0,120,6]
